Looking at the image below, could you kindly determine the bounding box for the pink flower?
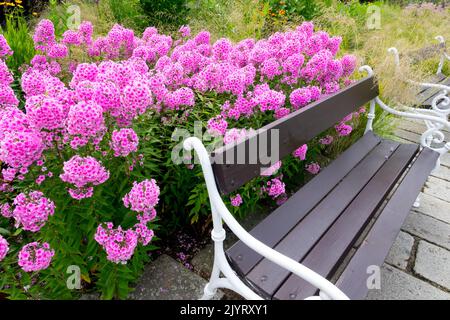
[293,144,308,160]
[134,223,154,245]
[306,162,321,175]
[230,194,243,207]
[123,179,160,215]
[290,88,311,109]
[0,235,8,261]
[0,34,13,58]
[265,178,285,199]
[60,156,110,199]
[33,19,56,51]
[207,116,228,137]
[94,223,138,264]
[11,191,55,232]
[335,123,353,136]
[110,128,139,157]
[18,242,55,272]
[0,203,12,218]
[179,25,191,38]
[319,135,334,145]
[25,95,66,130]
[67,101,105,147]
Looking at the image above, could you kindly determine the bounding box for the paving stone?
[394,128,421,143]
[413,192,450,224]
[79,293,101,300]
[402,211,450,250]
[129,254,223,300]
[385,231,414,270]
[424,176,450,203]
[191,209,270,280]
[366,264,450,300]
[414,241,450,290]
[397,120,427,134]
[441,153,450,168]
[432,164,450,181]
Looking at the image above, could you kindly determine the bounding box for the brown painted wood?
[273,143,419,300]
[245,140,400,298]
[226,131,382,277]
[335,147,440,299]
[211,76,379,195]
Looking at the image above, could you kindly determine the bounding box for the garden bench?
[183,65,450,300]
[388,36,450,109]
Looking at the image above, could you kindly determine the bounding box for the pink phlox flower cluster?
[111,128,139,157]
[0,202,12,218]
[94,222,139,264]
[0,235,8,261]
[25,95,66,130]
[264,177,286,199]
[33,19,56,51]
[66,101,105,148]
[18,242,55,272]
[60,156,110,199]
[134,222,154,245]
[207,115,228,137]
[335,122,353,136]
[122,179,160,216]
[0,34,13,58]
[306,162,321,175]
[293,144,308,160]
[230,194,243,207]
[319,135,334,145]
[0,108,45,171]
[11,191,55,232]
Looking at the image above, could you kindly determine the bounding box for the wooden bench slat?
[225,132,382,277]
[335,147,440,299]
[245,140,400,298]
[419,77,450,107]
[273,143,419,300]
[212,76,379,194]
[417,73,447,94]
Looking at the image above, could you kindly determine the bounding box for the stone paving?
[365,118,450,299]
[131,118,450,300]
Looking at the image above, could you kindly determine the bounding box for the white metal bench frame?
[183,65,450,300]
[388,36,450,93]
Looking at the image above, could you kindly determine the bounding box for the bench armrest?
[361,65,450,163]
[388,39,450,90]
[184,137,349,300]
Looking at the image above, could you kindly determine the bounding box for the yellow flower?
[279,9,285,15]
[32,12,38,16]
[15,0,23,3]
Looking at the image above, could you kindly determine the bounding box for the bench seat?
[416,73,450,108]
[226,131,439,300]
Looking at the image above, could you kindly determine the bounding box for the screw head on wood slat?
[236,254,243,261]
[260,275,268,282]
[289,293,297,299]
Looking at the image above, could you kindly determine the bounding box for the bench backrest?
[406,42,446,63]
[210,75,379,195]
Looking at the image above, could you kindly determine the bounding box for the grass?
[1,11,36,75]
